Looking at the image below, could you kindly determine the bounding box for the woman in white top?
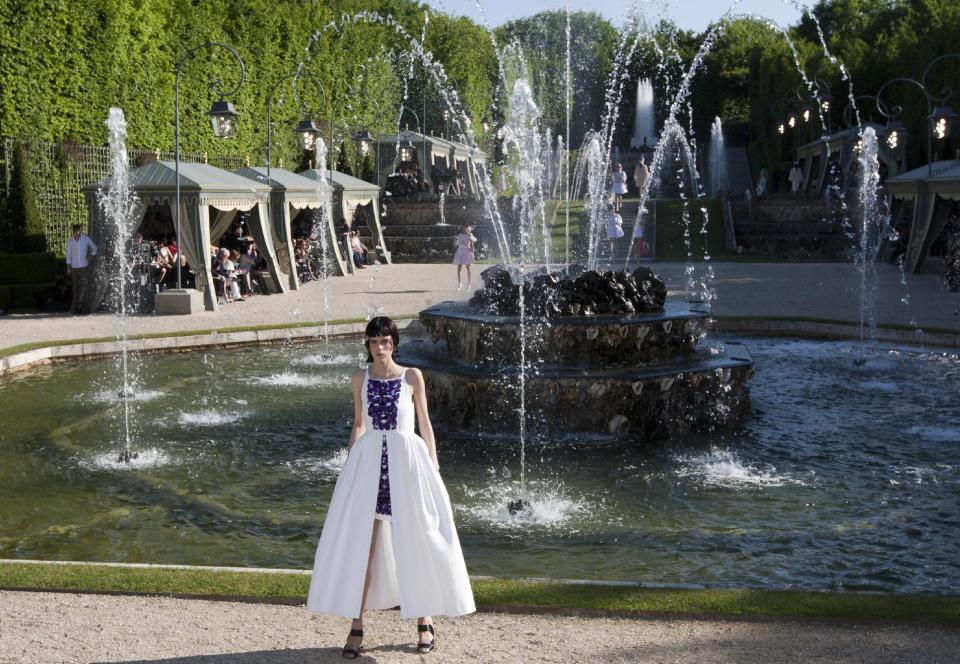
[610,163,628,211]
[606,204,624,254]
[306,316,475,658]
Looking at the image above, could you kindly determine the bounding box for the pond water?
[1,335,958,593]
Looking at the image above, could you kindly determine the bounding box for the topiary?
[4,142,46,253]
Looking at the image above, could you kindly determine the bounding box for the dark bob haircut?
[364,316,399,362]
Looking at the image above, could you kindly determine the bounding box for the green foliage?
[335,141,352,176]
[0,283,55,309]
[359,153,374,183]
[2,142,45,252]
[0,0,496,165]
[0,251,59,284]
[496,11,620,149]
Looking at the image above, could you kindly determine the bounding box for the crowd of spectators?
[210,218,267,304]
[131,233,187,291]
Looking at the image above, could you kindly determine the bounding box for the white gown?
[306,367,476,619]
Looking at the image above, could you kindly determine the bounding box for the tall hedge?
[2,141,45,253]
[0,0,498,165]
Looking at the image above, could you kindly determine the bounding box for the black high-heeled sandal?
[342,627,363,659]
[417,623,435,654]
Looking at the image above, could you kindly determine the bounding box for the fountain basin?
[397,330,752,438]
[2,336,959,593]
[419,300,711,367]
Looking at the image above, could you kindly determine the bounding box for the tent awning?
[235,166,324,209]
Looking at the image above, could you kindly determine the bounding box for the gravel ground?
[1,262,958,352]
[2,591,959,664]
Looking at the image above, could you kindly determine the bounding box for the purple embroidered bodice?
[363,368,415,520]
[366,377,402,430]
[362,368,416,434]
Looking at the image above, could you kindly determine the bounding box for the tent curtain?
[325,196,349,276]
[86,197,147,312]
[269,194,296,289]
[910,195,954,273]
[176,199,215,310]
[209,209,239,247]
[246,200,286,294]
[905,189,935,273]
[369,201,390,264]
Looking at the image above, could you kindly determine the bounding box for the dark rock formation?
[470,264,667,317]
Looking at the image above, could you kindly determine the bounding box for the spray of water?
[99,108,140,463]
[309,138,334,357]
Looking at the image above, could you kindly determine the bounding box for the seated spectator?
[238,242,262,294]
[347,230,369,269]
[165,236,179,264]
[154,242,175,288]
[295,238,315,282]
[216,247,245,302]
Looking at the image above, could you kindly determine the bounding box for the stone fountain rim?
[395,339,752,380]
[420,299,711,327]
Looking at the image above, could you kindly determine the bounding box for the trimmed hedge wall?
[0,252,59,285]
[0,283,55,310]
[0,0,497,163]
[0,252,59,310]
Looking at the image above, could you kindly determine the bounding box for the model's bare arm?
[347,369,366,451]
[408,368,439,470]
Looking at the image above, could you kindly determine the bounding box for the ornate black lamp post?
[174,42,245,289]
[175,44,244,284]
[266,67,329,182]
[353,97,385,184]
[398,105,426,172]
[876,53,960,176]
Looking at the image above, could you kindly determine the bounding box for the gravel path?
[1,262,958,352]
[2,591,959,663]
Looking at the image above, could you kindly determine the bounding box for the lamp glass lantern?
[930,104,958,140]
[399,138,415,162]
[354,129,374,157]
[787,111,797,129]
[208,99,239,139]
[883,118,905,150]
[294,119,321,152]
[818,89,833,114]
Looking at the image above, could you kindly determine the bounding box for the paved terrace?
[0,262,958,353]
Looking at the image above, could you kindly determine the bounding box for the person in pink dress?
[452,224,477,291]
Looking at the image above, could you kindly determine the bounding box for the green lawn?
[544,197,762,263]
[2,562,959,624]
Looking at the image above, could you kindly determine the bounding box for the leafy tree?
[496,11,619,148]
[360,153,375,183]
[335,140,352,176]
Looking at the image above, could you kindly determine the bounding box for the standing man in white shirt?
[633,157,650,196]
[66,223,97,314]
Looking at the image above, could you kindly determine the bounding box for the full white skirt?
[306,430,476,619]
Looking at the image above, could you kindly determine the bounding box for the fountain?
[99,108,140,464]
[396,264,752,439]
[630,78,658,149]
[707,116,729,197]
